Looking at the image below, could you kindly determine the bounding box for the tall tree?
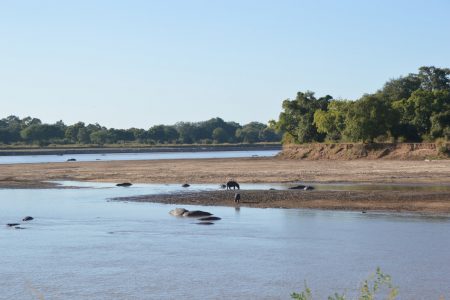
[277,91,331,143]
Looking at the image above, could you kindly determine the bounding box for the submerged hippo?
[116,182,133,187]
[196,221,214,225]
[289,185,314,190]
[169,208,189,216]
[22,216,34,221]
[169,208,213,218]
[198,216,221,221]
[182,210,213,217]
[182,183,190,188]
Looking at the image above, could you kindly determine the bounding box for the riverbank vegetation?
[0,117,281,146]
[291,268,399,300]
[277,66,450,144]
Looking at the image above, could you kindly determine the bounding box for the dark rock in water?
[182,210,213,217]
[196,221,214,225]
[14,226,26,230]
[169,208,189,216]
[362,211,367,214]
[7,223,20,227]
[182,183,190,188]
[66,158,76,162]
[22,216,34,221]
[116,182,132,187]
[234,193,241,203]
[198,216,221,221]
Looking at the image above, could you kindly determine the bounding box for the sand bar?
[1,157,449,213]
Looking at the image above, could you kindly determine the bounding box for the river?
[1,183,449,299]
[0,149,279,164]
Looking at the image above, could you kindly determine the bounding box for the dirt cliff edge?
[278,143,450,160]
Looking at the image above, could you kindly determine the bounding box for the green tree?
[418,66,450,91]
[392,89,450,140]
[20,124,65,144]
[212,127,228,143]
[277,91,331,143]
[90,130,111,145]
[65,122,86,143]
[378,74,421,102]
[344,95,395,142]
[313,100,351,141]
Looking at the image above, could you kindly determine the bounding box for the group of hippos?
[6,216,34,229]
[115,180,241,190]
[169,208,221,225]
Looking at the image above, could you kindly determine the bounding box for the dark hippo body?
[289,185,314,190]
[234,193,241,203]
[116,182,133,187]
[226,180,240,190]
[198,216,221,221]
[182,210,213,217]
[196,222,214,225]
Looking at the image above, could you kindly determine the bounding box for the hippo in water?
[289,185,314,190]
[116,182,132,187]
[226,180,240,190]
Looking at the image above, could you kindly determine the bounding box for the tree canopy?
[0,116,282,146]
[277,66,450,143]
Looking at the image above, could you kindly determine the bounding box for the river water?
[1,184,449,299]
[0,149,279,164]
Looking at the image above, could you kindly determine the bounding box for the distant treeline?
[277,66,450,143]
[0,116,282,146]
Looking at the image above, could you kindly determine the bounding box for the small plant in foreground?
[291,268,399,300]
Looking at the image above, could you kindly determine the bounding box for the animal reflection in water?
[226,180,240,190]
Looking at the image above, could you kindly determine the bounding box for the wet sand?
[112,190,450,214]
[1,157,450,213]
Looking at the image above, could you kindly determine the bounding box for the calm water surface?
[0,150,279,164]
[1,185,450,299]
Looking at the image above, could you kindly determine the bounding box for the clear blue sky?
[1,0,449,129]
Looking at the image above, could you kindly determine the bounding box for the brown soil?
[278,143,450,160]
[113,190,450,214]
[1,157,450,186]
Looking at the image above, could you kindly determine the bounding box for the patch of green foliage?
[277,66,450,143]
[0,116,282,146]
[291,268,399,300]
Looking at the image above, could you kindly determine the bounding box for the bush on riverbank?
[276,66,450,144]
[291,268,399,300]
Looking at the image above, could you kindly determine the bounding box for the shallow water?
[0,149,279,164]
[53,180,450,192]
[1,186,450,299]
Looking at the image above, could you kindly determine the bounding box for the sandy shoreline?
[1,157,450,213]
[111,189,450,214]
